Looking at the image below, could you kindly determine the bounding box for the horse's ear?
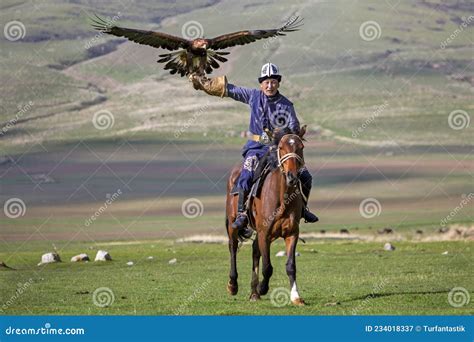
[298,125,307,139]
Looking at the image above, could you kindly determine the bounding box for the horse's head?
[276,126,306,187]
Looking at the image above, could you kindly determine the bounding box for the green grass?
[0,239,472,315]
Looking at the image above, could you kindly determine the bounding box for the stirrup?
[303,207,319,223]
[232,213,248,229]
[238,226,254,240]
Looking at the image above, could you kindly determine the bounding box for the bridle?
[277,135,305,173]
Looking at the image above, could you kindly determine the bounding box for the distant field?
[1,139,472,242]
[0,239,472,315]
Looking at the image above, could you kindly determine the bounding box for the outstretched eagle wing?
[90,15,190,51]
[208,16,303,50]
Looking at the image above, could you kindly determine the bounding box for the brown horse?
[225,127,307,306]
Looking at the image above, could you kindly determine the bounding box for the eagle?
[90,15,303,77]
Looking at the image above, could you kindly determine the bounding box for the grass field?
[0,239,472,315]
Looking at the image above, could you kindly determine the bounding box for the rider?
[190,62,319,237]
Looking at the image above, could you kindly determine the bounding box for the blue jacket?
[227,84,300,154]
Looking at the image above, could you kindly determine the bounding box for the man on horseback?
[191,62,318,238]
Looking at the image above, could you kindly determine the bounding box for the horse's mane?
[272,127,306,146]
[272,128,292,146]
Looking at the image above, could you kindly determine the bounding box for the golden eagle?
[90,15,303,77]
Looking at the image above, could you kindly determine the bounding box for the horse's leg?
[256,234,272,296]
[227,217,239,295]
[285,234,305,305]
[249,236,261,301]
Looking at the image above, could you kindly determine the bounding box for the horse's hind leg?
[227,217,239,295]
[257,234,273,296]
[285,235,305,305]
[249,237,261,301]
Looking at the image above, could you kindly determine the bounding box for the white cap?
[259,62,281,83]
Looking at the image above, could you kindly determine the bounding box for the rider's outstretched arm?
[190,74,255,103]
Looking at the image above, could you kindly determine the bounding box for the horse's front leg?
[285,234,305,305]
[227,218,239,295]
[257,234,273,296]
[249,237,261,301]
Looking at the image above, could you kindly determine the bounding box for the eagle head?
[192,38,208,50]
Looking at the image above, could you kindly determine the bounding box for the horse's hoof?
[249,293,261,302]
[292,298,306,306]
[257,283,269,296]
[227,282,238,296]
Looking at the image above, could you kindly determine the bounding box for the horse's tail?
[225,216,229,232]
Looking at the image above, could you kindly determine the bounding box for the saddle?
[230,147,278,199]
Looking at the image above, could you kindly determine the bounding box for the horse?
[225,126,307,306]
